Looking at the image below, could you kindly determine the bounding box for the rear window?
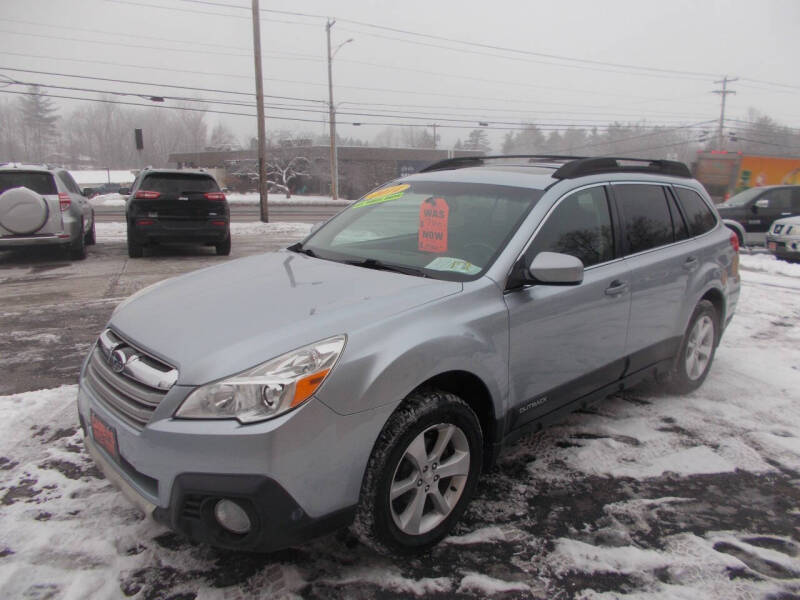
[615,184,675,254]
[674,187,717,236]
[0,171,57,195]
[139,173,218,195]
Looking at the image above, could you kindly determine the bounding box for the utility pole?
[326,19,338,200]
[712,76,737,151]
[431,123,438,150]
[251,0,269,222]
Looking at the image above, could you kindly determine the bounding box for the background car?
[121,168,231,258]
[717,184,800,247]
[0,163,95,260]
[766,215,800,262]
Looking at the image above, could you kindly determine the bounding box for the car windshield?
[139,173,218,195]
[721,187,763,207]
[0,172,57,195]
[299,180,542,281]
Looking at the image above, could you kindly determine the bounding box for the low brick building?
[169,146,482,199]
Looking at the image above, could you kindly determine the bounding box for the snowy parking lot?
[0,232,799,599]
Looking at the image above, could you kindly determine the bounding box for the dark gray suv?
[78,156,740,555]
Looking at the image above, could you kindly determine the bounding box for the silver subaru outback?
[78,156,740,554]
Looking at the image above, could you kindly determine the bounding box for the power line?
[176,0,719,79]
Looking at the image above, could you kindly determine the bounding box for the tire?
[215,234,231,256]
[669,300,719,394]
[352,389,483,555]
[127,233,143,258]
[68,220,87,260]
[84,216,96,245]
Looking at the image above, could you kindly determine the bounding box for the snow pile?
[94,221,311,242]
[739,252,800,277]
[69,170,135,186]
[88,193,126,207]
[225,193,351,206]
[457,573,531,594]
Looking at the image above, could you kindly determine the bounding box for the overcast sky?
[1,0,798,150]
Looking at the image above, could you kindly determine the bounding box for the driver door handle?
[605,280,629,296]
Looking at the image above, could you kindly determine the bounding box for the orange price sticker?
[418,197,449,253]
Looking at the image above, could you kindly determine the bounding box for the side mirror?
[527,251,584,285]
[118,187,130,196]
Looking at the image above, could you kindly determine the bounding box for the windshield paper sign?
[353,184,409,208]
[418,196,449,253]
[425,257,480,275]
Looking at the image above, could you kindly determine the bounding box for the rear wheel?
[215,234,231,256]
[68,220,87,260]
[670,300,719,394]
[353,389,483,555]
[127,232,143,258]
[84,217,96,245]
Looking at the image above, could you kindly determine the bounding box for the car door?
[750,188,792,232]
[612,182,690,373]
[504,184,631,430]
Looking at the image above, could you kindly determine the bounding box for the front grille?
[84,330,177,429]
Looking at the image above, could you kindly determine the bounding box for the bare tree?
[266,156,310,198]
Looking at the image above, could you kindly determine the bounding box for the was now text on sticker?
[419,197,449,253]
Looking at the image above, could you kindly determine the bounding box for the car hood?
[110,251,462,385]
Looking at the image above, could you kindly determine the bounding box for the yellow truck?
[693,151,800,203]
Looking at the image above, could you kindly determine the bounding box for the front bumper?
[766,234,800,259]
[77,364,392,551]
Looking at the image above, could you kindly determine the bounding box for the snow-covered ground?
[94,221,312,241]
[89,192,350,208]
[0,254,798,599]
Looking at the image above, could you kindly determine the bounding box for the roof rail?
[418,154,692,179]
[419,154,585,173]
[552,157,692,179]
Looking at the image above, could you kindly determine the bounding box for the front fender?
[316,280,509,419]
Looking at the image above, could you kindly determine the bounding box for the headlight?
[175,335,346,423]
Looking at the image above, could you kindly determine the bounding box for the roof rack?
[419,154,584,173]
[419,154,692,179]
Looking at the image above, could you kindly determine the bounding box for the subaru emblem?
[110,349,127,374]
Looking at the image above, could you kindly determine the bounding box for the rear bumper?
[766,235,800,259]
[0,233,72,248]
[130,220,229,244]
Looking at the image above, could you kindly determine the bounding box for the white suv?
[0,163,95,260]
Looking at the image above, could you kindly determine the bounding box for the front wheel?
[353,389,483,555]
[670,300,719,394]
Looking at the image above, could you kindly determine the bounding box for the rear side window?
[674,187,717,236]
[57,171,81,194]
[0,172,57,195]
[792,188,800,211]
[139,173,218,195]
[615,184,674,254]
[762,188,791,211]
[526,185,614,268]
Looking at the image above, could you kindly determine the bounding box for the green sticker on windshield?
[425,256,481,275]
[353,184,409,208]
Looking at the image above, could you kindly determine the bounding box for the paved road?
[93,203,344,224]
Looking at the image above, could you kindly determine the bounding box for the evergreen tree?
[19,85,59,162]
[463,129,491,153]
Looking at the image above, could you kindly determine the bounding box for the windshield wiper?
[287,242,316,257]
[344,258,428,278]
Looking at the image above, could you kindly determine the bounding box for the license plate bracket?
[91,412,118,461]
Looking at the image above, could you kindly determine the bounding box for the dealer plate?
[91,412,118,461]
[768,241,777,251]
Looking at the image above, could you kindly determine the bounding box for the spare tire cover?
[0,187,50,234]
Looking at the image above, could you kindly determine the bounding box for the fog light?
[214,499,251,534]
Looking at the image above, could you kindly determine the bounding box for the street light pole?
[325,21,353,201]
[251,0,269,222]
[326,19,337,200]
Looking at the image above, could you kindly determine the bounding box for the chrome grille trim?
[98,329,178,390]
[85,329,178,429]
